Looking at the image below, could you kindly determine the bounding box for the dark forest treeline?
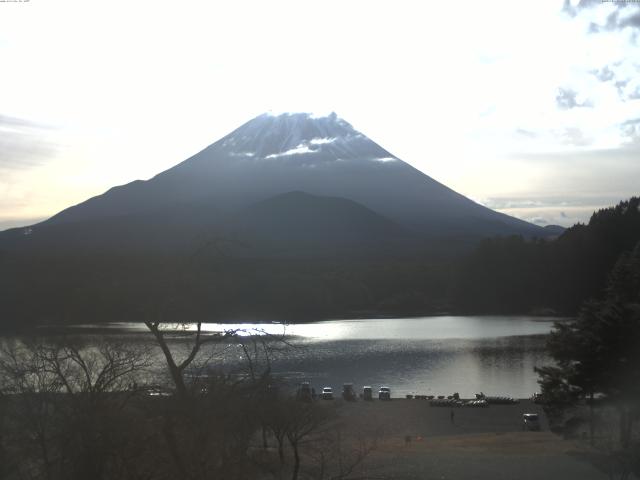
[0,251,452,328]
[1,197,639,328]
[454,197,640,315]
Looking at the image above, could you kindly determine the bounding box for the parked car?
[378,386,391,400]
[342,383,356,401]
[145,386,172,397]
[321,387,334,400]
[296,382,312,402]
[363,386,373,401]
[522,413,541,431]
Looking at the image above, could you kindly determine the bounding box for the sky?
[1,0,639,230]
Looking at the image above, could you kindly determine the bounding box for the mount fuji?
[1,112,549,257]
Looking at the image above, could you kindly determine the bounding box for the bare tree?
[142,326,293,480]
[309,425,380,480]
[0,338,151,480]
[1,340,68,480]
[284,401,333,480]
[264,392,292,464]
[142,320,238,396]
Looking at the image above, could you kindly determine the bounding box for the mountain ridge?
[0,112,577,327]
[226,190,418,258]
[8,112,549,246]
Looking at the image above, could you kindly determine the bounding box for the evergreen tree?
[537,241,640,446]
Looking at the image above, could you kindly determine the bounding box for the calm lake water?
[64,315,558,398]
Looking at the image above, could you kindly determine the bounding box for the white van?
[522,413,540,431]
[378,386,391,400]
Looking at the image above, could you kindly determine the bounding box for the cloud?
[599,8,640,31]
[621,117,640,143]
[0,217,44,231]
[562,0,640,34]
[507,144,640,210]
[0,114,45,129]
[621,117,640,126]
[0,0,637,231]
[0,114,57,170]
[484,195,633,227]
[587,65,640,101]
[627,86,640,99]
[515,128,537,138]
[619,10,640,29]
[562,0,602,18]
[529,216,548,225]
[590,65,615,82]
[555,87,593,109]
[561,127,592,146]
[572,2,640,32]
[614,78,629,97]
[482,198,544,210]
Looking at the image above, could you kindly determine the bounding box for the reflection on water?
[27,316,558,398]
[78,315,555,341]
[263,335,550,399]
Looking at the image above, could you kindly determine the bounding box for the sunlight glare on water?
[66,316,559,397]
[197,316,556,342]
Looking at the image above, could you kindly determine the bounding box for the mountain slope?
[0,112,562,326]
[227,191,419,258]
[26,112,547,244]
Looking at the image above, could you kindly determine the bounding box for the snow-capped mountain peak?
[39,111,548,242]
[208,112,387,163]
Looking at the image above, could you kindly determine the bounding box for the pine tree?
[537,241,640,446]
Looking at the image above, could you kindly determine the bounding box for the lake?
[58,315,558,398]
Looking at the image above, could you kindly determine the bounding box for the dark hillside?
[453,197,640,314]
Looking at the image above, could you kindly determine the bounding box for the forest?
[0,197,639,328]
[454,196,640,314]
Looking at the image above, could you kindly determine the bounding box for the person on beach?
[450,409,455,424]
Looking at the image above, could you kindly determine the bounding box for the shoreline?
[0,313,574,336]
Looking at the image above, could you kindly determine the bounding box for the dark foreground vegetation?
[0,199,639,479]
[1,197,639,328]
[0,253,452,327]
[535,238,640,479]
[455,196,640,315]
[0,328,378,480]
